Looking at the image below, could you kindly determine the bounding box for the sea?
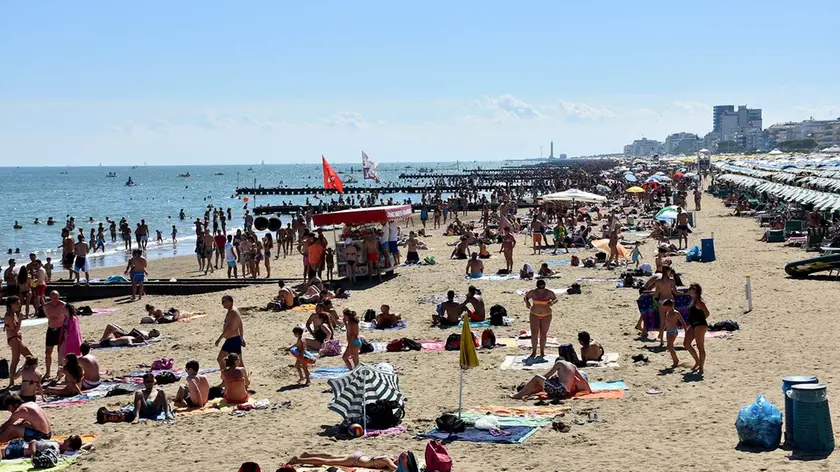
[0,161,504,270]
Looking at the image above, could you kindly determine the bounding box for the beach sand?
[22,195,840,472]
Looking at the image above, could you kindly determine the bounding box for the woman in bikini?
[684,283,710,374]
[15,357,44,402]
[262,233,273,278]
[304,309,333,351]
[287,451,397,471]
[4,296,32,388]
[342,309,361,370]
[524,279,558,359]
[43,353,83,396]
[221,353,250,404]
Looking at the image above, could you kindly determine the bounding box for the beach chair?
[784,220,805,238]
[807,229,825,251]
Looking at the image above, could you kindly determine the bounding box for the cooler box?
[700,238,715,262]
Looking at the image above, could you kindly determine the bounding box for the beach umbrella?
[626,186,645,193]
[655,205,683,222]
[328,363,405,432]
[673,171,684,179]
[592,238,629,258]
[596,184,611,194]
[540,189,607,203]
[457,315,479,418]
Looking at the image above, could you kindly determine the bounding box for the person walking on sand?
[500,227,516,273]
[684,283,710,374]
[215,295,245,371]
[43,291,67,379]
[342,309,361,370]
[661,299,688,369]
[125,249,148,301]
[72,234,89,285]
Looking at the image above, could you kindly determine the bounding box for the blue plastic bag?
[735,394,782,449]
[685,245,701,262]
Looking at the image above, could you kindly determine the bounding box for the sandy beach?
[13,193,838,472]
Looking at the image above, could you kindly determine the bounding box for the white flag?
[362,151,380,183]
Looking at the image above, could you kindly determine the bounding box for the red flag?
[322,155,344,194]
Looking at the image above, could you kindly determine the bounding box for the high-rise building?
[713,105,734,133]
[623,138,663,157]
[664,132,702,154]
[713,104,762,140]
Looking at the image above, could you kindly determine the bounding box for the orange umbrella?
[591,239,630,258]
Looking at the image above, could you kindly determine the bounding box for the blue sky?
[2,1,839,165]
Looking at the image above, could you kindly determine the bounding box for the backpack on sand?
[570,255,580,266]
[489,304,507,326]
[444,333,478,351]
[396,451,420,472]
[425,440,453,472]
[481,329,496,349]
[360,338,375,354]
[32,449,59,469]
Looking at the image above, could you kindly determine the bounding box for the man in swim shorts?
[216,295,245,370]
[73,234,89,284]
[43,291,67,379]
[77,343,101,390]
[0,394,52,443]
[364,233,381,282]
[224,234,238,278]
[174,360,209,409]
[465,252,484,279]
[675,207,690,250]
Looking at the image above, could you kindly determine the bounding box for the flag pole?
[458,368,464,419]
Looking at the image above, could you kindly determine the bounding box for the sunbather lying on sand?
[510,360,591,400]
[0,434,89,460]
[286,451,397,471]
[88,324,161,348]
[142,304,181,324]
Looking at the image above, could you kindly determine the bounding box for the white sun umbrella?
[541,189,607,203]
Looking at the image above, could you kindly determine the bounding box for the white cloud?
[558,101,618,120]
[325,111,368,129]
[672,101,710,115]
[476,95,543,120]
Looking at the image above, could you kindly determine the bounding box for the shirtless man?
[694,187,702,211]
[215,295,245,370]
[465,252,484,279]
[0,395,51,443]
[641,266,678,343]
[578,331,605,363]
[3,259,18,298]
[72,235,89,284]
[77,343,101,390]
[61,229,75,280]
[433,291,464,325]
[500,227,516,273]
[276,280,297,309]
[201,230,216,275]
[404,232,420,264]
[287,452,397,471]
[43,291,67,379]
[675,207,689,250]
[363,233,381,282]
[461,285,486,321]
[510,359,591,400]
[450,236,470,260]
[125,249,148,301]
[174,360,210,409]
[343,240,359,284]
[375,304,401,329]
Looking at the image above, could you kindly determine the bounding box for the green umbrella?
[655,205,683,222]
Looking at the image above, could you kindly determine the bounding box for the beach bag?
[481,329,496,349]
[570,255,580,266]
[360,338,375,354]
[320,339,342,357]
[566,283,582,295]
[366,399,404,429]
[495,268,510,276]
[735,394,782,449]
[425,440,453,472]
[402,338,422,351]
[363,309,376,323]
[32,449,59,469]
[386,339,406,352]
[583,257,596,268]
[396,451,420,472]
[444,333,478,351]
[709,320,740,332]
[155,371,179,385]
[686,245,701,262]
[151,358,174,371]
[96,406,128,424]
[435,414,466,433]
[77,306,94,316]
[595,251,607,262]
[489,304,507,326]
[0,359,8,379]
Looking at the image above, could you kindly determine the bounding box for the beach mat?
[290,304,317,313]
[500,355,559,370]
[91,307,120,315]
[513,337,561,349]
[469,404,570,419]
[92,336,164,351]
[459,413,552,427]
[636,294,693,330]
[0,458,76,472]
[365,340,448,354]
[582,352,620,369]
[533,389,625,401]
[0,318,48,328]
[418,425,538,444]
[360,320,408,331]
[309,366,349,379]
[38,383,122,408]
[545,260,571,265]
[588,380,629,391]
[110,367,220,383]
[437,318,512,329]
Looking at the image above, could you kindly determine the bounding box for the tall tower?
[549,141,554,159]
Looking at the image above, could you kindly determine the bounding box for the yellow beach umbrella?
[626,186,645,193]
[457,315,479,418]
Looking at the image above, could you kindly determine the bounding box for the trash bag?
[685,245,702,262]
[735,394,782,449]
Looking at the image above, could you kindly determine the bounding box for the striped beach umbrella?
[327,364,405,430]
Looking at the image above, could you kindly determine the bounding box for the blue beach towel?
[588,380,629,391]
[417,426,538,444]
[309,366,350,379]
[546,260,571,265]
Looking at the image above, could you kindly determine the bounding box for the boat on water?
[247,167,254,171]
[106,172,118,178]
[214,172,224,176]
[178,172,191,178]
[343,174,359,183]
[59,171,69,175]
[125,177,136,187]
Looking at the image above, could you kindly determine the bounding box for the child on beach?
[156,230,163,243]
[44,258,53,282]
[14,357,44,403]
[324,248,334,281]
[342,309,360,370]
[662,299,688,367]
[171,225,178,243]
[631,242,642,268]
[292,327,310,385]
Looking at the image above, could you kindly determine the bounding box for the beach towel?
[459,413,552,427]
[0,458,77,472]
[514,337,561,349]
[309,366,349,379]
[61,315,83,358]
[636,294,693,330]
[532,388,625,401]
[38,382,117,408]
[91,307,120,315]
[290,304,317,313]
[173,397,256,416]
[466,274,518,281]
[469,404,570,418]
[178,312,207,322]
[675,330,730,339]
[500,355,559,371]
[362,424,407,438]
[418,425,538,444]
[545,260,571,265]
[0,318,48,328]
[110,367,220,384]
[362,340,448,354]
[588,380,629,391]
[582,352,620,369]
[576,277,622,283]
[437,318,512,329]
[360,320,408,331]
